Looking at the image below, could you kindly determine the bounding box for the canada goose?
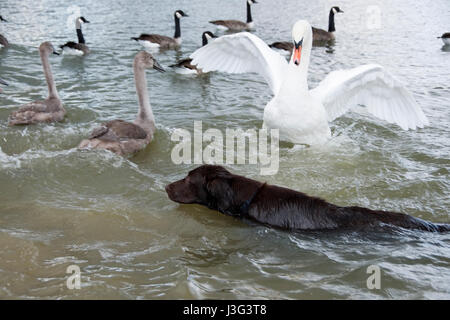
[210,0,257,32]
[313,6,344,40]
[268,41,293,55]
[60,16,90,55]
[0,78,8,93]
[269,6,344,54]
[0,15,9,48]
[169,31,217,74]
[131,10,188,50]
[190,21,428,145]
[8,42,65,126]
[438,33,450,45]
[78,52,165,156]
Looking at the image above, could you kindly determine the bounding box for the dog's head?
[165,165,239,213]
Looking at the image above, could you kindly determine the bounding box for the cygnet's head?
[134,51,165,72]
[39,41,60,56]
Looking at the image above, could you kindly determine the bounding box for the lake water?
[0,0,449,299]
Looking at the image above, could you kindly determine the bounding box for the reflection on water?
[0,0,449,299]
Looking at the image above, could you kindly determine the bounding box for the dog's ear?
[205,177,234,214]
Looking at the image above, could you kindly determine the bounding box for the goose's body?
[60,41,89,56]
[0,15,8,48]
[438,32,450,45]
[269,7,343,54]
[169,58,198,74]
[8,42,66,126]
[170,31,216,75]
[132,10,188,50]
[60,17,90,56]
[268,41,293,55]
[0,78,8,93]
[78,51,164,156]
[190,21,429,145]
[0,34,8,48]
[210,0,257,32]
[133,34,180,50]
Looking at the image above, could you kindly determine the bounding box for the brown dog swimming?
[166,165,449,232]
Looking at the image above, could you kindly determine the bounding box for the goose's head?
[202,31,217,45]
[134,51,165,73]
[247,0,258,5]
[331,6,344,14]
[0,78,8,94]
[175,10,188,19]
[0,16,7,22]
[39,42,60,56]
[77,16,90,24]
[203,31,216,40]
[291,20,312,66]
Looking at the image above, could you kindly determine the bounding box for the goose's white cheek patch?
[139,40,160,49]
[62,47,84,56]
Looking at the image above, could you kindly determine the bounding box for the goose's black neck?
[328,9,336,32]
[174,16,181,39]
[202,34,208,46]
[77,28,85,44]
[246,2,253,23]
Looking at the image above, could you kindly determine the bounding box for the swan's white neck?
[40,50,59,99]
[134,63,155,135]
[287,32,312,89]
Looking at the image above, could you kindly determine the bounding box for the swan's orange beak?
[293,39,303,66]
[293,46,302,66]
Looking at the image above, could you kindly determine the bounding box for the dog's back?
[245,184,449,232]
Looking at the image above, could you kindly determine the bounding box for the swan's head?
[291,20,312,66]
[0,16,7,22]
[331,6,344,14]
[175,10,189,19]
[39,42,60,56]
[247,0,258,5]
[0,78,8,94]
[134,51,165,73]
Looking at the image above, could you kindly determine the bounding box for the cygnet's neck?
[40,50,59,99]
[134,62,155,135]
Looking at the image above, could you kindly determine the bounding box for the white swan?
[190,20,429,145]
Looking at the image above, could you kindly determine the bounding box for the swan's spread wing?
[190,32,288,95]
[310,64,429,130]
